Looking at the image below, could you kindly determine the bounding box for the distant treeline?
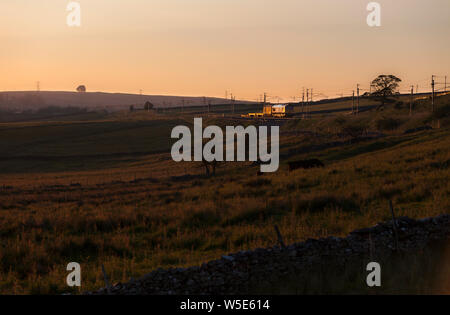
[0,105,89,115]
[0,104,97,123]
[0,93,91,115]
[0,93,46,110]
[36,106,88,115]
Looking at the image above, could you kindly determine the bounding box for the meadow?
[0,94,449,294]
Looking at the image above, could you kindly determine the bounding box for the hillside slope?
[0,91,244,111]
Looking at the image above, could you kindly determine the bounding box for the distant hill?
[0,91,250,112]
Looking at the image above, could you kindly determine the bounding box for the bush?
[182,209,221,228]
[394,101,404,109]
[334,116,347,126]
[376,117,401,131]
[295,194,360,214]
[433,103,450,119]
[244,178,271,187]
[342,123,365,139]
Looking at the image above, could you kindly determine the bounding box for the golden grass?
[0,96,449,294]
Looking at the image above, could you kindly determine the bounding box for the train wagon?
[242,104,294,118]
[271,104,294,118]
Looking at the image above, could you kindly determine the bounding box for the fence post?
[101,264,112,294]
[274,225,286,249]
[389,200,399,251]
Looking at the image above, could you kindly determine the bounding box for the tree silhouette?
[370,75,401,109]
[144,101,154,111]
[76,85,86,93]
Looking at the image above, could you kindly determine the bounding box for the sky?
[1,0,449,101]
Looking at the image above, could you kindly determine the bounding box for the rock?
[186,279,195,286]
[222,255,235,262]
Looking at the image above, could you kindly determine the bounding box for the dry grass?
[0,96,449,294]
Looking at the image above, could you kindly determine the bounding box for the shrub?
[342,123,365,139]
[182,209,221,229]
[433,103,450,119]
[376,117,401,131]
[334,116,347,126]
[395,101,404,109]
[244,178,272,187]
[295,194,360,214]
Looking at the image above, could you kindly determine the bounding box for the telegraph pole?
[352,90,355,115]
[445,76,447,93]
[306,89,309,119]
[140,89,144,110]
[356,84,360,114]
[302,88,305,116]
[410,85,414,116]
[232,96,235,114]
[431,75,435,113]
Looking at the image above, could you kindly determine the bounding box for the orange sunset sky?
[1,0,449,101]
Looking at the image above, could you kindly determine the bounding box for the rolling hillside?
[0,91,249,112]
[0,93,448,293]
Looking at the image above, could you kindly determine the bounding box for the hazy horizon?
[1,0,449,101]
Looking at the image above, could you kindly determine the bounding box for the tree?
[201,159,218,177]
[370,75,401,109]
[76,85,86,93]
[200,138,221,177]
[144,101,154,111]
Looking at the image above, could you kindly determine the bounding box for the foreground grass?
[0,125,448,293]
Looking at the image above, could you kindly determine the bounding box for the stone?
[222,255,235,262]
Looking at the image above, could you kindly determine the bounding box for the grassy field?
[0,94,449,294]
